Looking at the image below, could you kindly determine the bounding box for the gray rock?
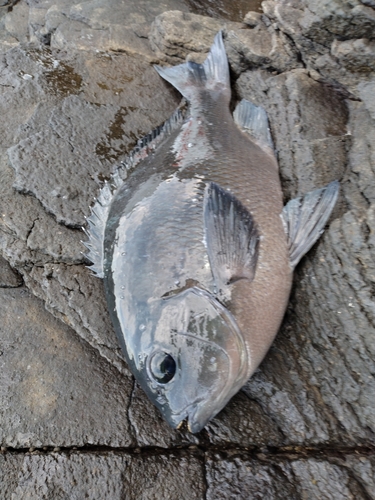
[50,18,158,59]
[331,38,375,73]
[206,453,375,499]
[345,100,375,209]
[0,255,22,287]
[150,10,300,74]
[204,391,283,447]
[69,0,190,30]
[287,457,375,499]
[263,0,375,46]
[1,0,375,495]
[224,23,302,75]
[9,94,123,227]
[357,79,375,120]
[299,0,375,43]
[243,11,263,27]
[206,453,298,499]
[0,26,19,52]
[26,0,189,58]
[342,455,375,499]
[0,287,134,448]
[149,10,240,64]
[186,0,263,22]
[2,1,29,44]
[236,68,348,199]
[0,152,83,269]
[0,451,206,499]
[0,48,55,149]
[262,0,375,99]
[22,263,129,374]
[6,50,180,227]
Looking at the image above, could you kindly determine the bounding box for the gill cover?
[144,287,249,432]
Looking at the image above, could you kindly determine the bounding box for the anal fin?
[204,182,259,287]
[282,181,339,269]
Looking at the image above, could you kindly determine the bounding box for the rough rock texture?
[4,49,181,227]
[185,0,263,22]
[206,452,375,499]
[262,0,375,99]
[0,0,374,497]
[0,287,134,448]
[149,10,301,73]
[0,255,22,287]
[0,451,206,499]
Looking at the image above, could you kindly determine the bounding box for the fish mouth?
[167,399,208,434]
[169,399,212,434]
[186,402,213,433]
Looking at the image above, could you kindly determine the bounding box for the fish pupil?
[150,352,176,384]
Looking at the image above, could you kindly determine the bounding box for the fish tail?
[154,32,230,103]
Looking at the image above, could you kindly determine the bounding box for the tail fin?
[154,32,230,102]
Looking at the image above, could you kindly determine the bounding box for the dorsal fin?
[233,99,274,155]
[83,104,186,277]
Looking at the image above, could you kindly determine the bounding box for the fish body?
[85,33,338,432]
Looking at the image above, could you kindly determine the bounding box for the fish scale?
[114,176,212,303]
[85,32,339,433]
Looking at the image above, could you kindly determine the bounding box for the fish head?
[139,286,249,433]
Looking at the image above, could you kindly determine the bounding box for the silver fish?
[84,33,338,433]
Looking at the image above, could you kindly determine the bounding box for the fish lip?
[186,403,209,434]
[187,421,205,434]
[167,399,205,433]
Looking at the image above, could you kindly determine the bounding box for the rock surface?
[0,0,374,497]
[0,255,22,287]
[0,450,206,499]
[0,287,134,449]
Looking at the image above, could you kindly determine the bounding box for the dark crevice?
[25,217,38,243]
[126,376,138,443]
[1,443,374,459]
[0,0,20,12]
[283,31,306,70]
[202,449,209,500]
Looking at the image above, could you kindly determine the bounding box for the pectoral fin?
[204,182,259,286]
[282,181,339,269]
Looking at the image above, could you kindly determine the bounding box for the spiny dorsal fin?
[82,179,118,278]
[83,104,186,277]
[233,99,274,155]
[204,182,260,287]
[120,104,186,171]
[282,181,339,269]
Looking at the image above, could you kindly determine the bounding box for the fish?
[84,32,339,433]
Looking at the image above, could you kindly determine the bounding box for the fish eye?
[149,351,176,384]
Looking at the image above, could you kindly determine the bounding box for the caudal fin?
[154,32,230,102]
